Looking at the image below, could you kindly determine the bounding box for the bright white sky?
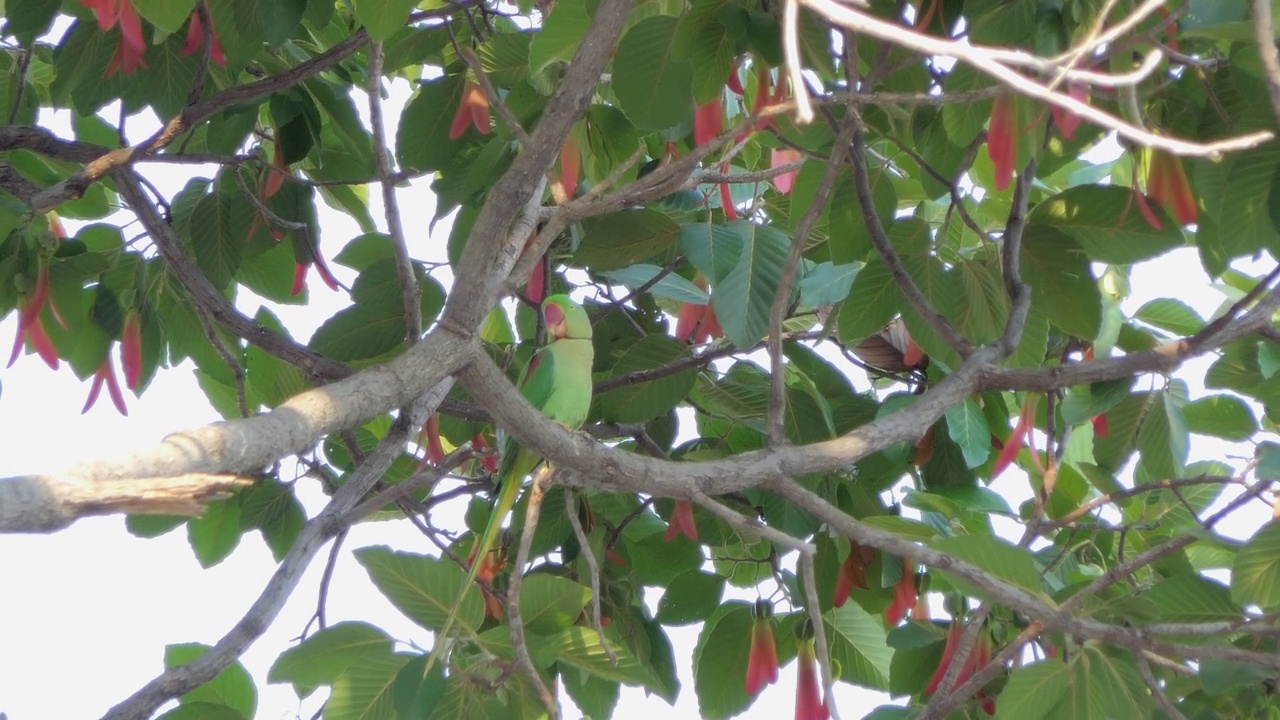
[0,37,1272,720]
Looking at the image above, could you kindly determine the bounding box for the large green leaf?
[268,622,394,697]
[555,626,657,687]
[930,535,1043,598]
[1135,391,1189,481]
[397,76,468,173]
[1140,574,1239,624]
[944,397,991,469]
[237,477,305,561]
[597,335,698,423]
[354,546,484,633]
[576,208,682,270]
[519,574,592,634]
[1019,225,1100,340]
[612,16,693,130]
[529,0,591,75]
[837,258,899,345]
[656,569,725,625]
[1182,394,1258,440]
[1028,185,1184,264]
[325,652,413,720]
[824,602,893,690]
[712,221,790,348]
[1135,298,1205,336]
[165,643,257,719]
[133,0,198,32]
[187,498,243,568]
[599,264,708,304]
[355,0,419,41]
[692,603,754,720]
[995,659,1070,720]
[679,222,744,284]
[1231,520,1280,608]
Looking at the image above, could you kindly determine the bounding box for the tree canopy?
[5,0,1280,718]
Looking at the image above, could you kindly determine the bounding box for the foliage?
[6,0,1280,719]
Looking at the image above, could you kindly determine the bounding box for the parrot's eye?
[544,302,565,326]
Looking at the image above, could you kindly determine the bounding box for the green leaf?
[1140,574,1239,624]
[555,626,657,687]
[476,32,532,87]
[155,703,246,720]
[656,570,725,625]
[944,397,991,469]
[187,498,243,568]
[837,257,898,344]
[1020,225,1100,340]
[995,659,1070,720]
[2,0,62,44]
[612,16,693,130]
[354,546,484,632]
[326,652,413,720]
[1231,520,1280,608]
[238,479,305,561]
[576,208,681,271]
[165,643,257,718]
[354,0,419,40]
[860,516,940,541]
[563,669,621,720]
[519,574,592,634]
[189,183,251,291]
[268,622,394,697]
[397,76,467,173]
[1028,185,1184,264]
[133,0,198,32]
[930,535,1043,598]
[679,222,744,284]
[1135,391,1188,481]
[1182,394,1257,440]
[825,602,893,690]
[692,603,754,719]
[1060,378,1133,426]
[529,0,591,75]
[599,264,709,304]
[1135,298,1205,336]
[712,221,790,348]
[597,334,698,423]
[800,261,862,308]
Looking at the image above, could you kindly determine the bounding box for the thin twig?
[507,465,560,719]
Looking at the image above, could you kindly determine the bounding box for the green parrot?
[429,294,594,668]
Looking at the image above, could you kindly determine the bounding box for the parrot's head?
[542,295,592,340]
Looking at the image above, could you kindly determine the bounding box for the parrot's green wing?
[425,295,593,677]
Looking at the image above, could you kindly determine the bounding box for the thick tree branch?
[0,473,251,533]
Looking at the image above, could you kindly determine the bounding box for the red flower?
[84,0,147,77]
[674,276,722,345]
[558,136,581,201]
[746,600,780,696]
[288,232,340,296]
[992,394,1039,478]
[987,95,1016,191]
[794,619,829,720]
[1050,83,1087,140]
[924,621,996,715]
[8,262,65,371]
[771,148,801,195]
[726,63,745,95]
[83,353,128,416]
[467,541,508,620]
[472,432,499,473]
[884,556,917,626]
[519,232,546,304]
[121,308,142,390]
[180,10,226,65]
[663,500,698,542]
[834,541,875,608]
[1145,149,1197,226]
[695,99,723,148]
[449,81,491,140]
[416,414,446,470]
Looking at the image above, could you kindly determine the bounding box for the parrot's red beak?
[544,301,567,338]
